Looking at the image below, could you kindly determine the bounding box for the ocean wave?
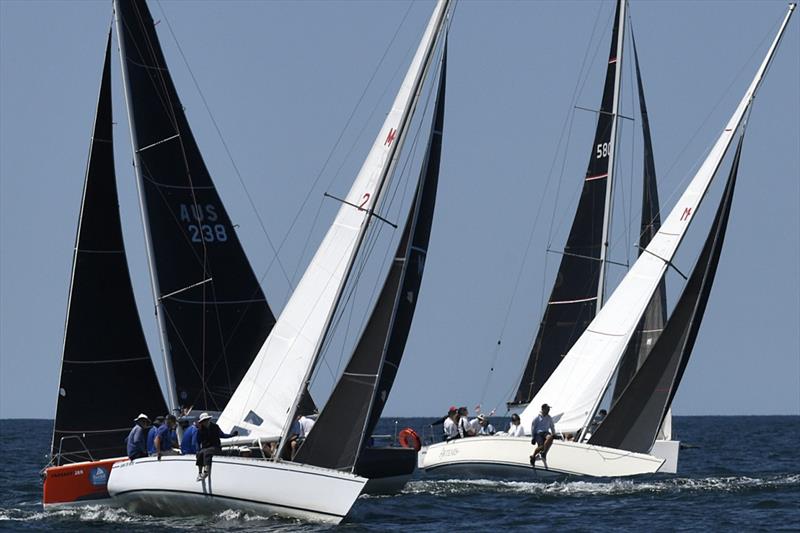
[402,474,800,497]
[0,505,135,523]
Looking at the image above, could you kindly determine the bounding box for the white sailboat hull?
[419,436,664,478]
[107,456,366,524]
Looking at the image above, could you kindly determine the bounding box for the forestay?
[219,0,451,439]
[520,6,795,434]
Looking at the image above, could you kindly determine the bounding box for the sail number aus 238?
[596,142,612,159]
[180,203,228,243]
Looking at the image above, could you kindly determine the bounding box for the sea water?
[1,417,797,531]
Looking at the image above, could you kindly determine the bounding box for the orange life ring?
[398,428,422,451]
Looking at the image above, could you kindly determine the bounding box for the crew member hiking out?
[195,412,237,481]
[530,403,556,465]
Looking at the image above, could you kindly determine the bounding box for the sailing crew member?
[154,414,179,460]
[531,403,556,461]
[477,414,495,435]
[195,412,237,481]
[507,413,525,437]
[126,413,151,460]
[181,420,199,455]
[457,407,473,437]
[443,406,459,441]
[146,415,164,454]
[588,409,607,435]
[286,414,316,459]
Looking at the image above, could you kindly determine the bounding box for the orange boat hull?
[42,457,123,508]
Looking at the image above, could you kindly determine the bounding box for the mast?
[277,0,451,457]
[113,0,276,413]
[51,31,167,463]
[218,0,450,445]
[294,40,447,470]
[597,0,626,307]
[113,1,178,413]
[510,0,628,408]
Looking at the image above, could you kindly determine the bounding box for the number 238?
[189,224,228,242]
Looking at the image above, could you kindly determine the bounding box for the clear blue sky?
[1,1,798,419]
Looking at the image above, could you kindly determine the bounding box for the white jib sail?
[219,0,450,439]
[521,5,795,435]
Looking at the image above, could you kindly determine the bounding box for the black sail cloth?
[295,44,447,471]
[612,29,668,404]
[590,136,745,453]
[512,0,623,407]
[115,0,275,411]
[51,34,167,464]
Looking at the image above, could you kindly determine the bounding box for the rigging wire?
[477,0,610,411]
[155,0,293,290]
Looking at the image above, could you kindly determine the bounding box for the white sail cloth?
[219,0,449,439]
[520,10,793,435]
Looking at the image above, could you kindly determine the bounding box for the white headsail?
[219,0,450,438]
[521,3,795,434]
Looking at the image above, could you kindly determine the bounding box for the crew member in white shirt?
[443,406,459,441]
[457,407,473,437]
[530,403,556,462]
[507,413,525,437]
[477,414,495,435]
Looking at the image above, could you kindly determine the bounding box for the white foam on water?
[403,474,800,497]
[0,504,136,523]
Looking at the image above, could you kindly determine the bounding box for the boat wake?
[0,505,135,524]
[401,474,800,498]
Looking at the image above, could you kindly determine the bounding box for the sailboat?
[495,0,678,469]
[43,0,277,507]
[420,2,795,478]
[107,0,452,523]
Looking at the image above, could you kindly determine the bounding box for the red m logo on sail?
[680,207,692,221]
[384,128,397,146]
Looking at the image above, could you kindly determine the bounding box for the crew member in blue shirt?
[146,415,164,454]
[154,414,179,460]
[181,420,199,454]
[126,413,151,460]
[530,403,556,464]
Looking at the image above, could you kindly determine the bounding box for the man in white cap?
[126,414,151,460]
[195,412,238,481]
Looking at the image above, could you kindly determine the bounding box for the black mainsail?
[511,0,625,408]
[611,30,668,403]
[590,136,745,453]
[114,0,275,412]
[295,43,447,471]
[51,35,166,464]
